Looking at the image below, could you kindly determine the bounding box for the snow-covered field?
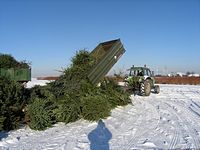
[1,79,200,149]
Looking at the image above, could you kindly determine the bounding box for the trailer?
[0,68,31,83]
[88,39,125,84]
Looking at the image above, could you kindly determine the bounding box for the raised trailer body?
[88,39,125,84]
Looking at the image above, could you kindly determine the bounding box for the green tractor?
[124,65,160,96]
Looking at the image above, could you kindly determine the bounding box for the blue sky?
[0,0,200,77]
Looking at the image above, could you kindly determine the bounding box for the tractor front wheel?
[154,85,160,94]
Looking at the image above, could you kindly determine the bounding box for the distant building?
[176,72,186,77]
[188,74,200,77]
[167,72,188,77]
[167,72,177,77]
[167,74,171,77]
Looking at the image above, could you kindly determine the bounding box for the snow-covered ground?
[1,79,200,149]
[26,78,52,88]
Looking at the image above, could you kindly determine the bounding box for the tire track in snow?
[122,97,160,150]
[174,88,200,126]
[41,121,92,150]
[147,99,175,149]
[150,91,183,149]
[168,129,179,150]
[108,98,155,149]
[161,102,181,149]
[174,104,200,149]
[149,87,197,149]
[109,104,146,149]
[147,97,181,149]
[163,86,200,149]
[164,101,200,149]
[179,89,200,118]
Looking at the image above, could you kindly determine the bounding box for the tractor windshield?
[129,68,143,76]
[129,68,152,77]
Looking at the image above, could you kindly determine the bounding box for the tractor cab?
[129,66,152,77]
[125,65,160,96]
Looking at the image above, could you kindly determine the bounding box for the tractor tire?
[140,80,151,96]
[154,85,160,94]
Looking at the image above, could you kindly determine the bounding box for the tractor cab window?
[138,70,143,76]
[130,70,141,76]
[130,70,137,76]
[144,70,147,76]
[144,69,151,76]
[136,70,141,76]
[129,70,133,76]
[148,69,152,76]
[130,69,146,76]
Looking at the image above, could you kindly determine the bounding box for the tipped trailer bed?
[88,39,125,84]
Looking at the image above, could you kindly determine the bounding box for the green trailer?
[88,39,125,84]
[0,68,31,82]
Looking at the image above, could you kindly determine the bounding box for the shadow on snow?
[88,120,112,150]
[0,131,8,141]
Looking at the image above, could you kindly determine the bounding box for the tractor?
[124,65,160,96]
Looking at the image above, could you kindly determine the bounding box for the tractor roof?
[129,66,150,71]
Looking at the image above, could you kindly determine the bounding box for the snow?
[1,79,200,149]
[26,78,52,88]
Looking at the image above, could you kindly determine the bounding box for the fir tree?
[0,77,27,131]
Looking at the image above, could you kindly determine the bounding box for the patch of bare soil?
[155,77,200,85]
[37,76,59,80]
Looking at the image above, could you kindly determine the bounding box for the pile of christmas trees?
[0,54,30,131]
[0,51,131,131]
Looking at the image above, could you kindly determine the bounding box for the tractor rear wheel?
[140,80,151,96]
